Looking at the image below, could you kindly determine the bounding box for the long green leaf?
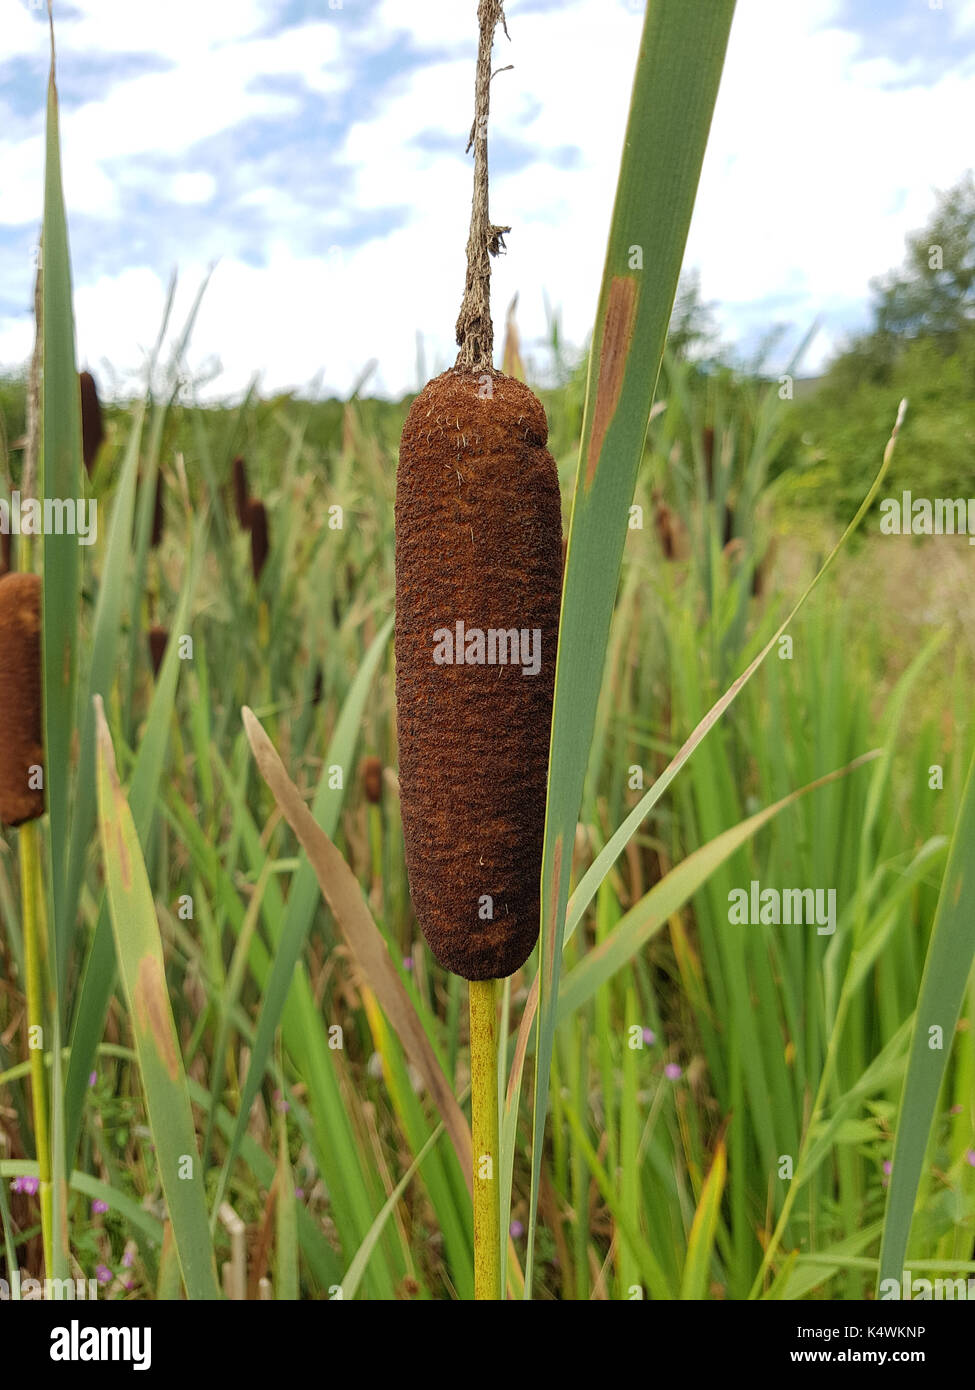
[94,695,219,1300]
[877,739,975,1289]
[64,522,206,1165]
[39,19,82,994]
[217,615,394,1206]
[529,1,737,1293]
[558,753,880,1022]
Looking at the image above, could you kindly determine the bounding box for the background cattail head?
[79,370,104,476]
[148,625,168,678]
[0,572,45,826]
[395,369,563,981]
[232,456,250,528]
[361,755,383,805]
[653,490,677,561]
[0,529,11,578]
[247,499,269,582]
[703,424,715,494]
[151,473,164,549]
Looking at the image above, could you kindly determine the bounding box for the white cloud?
[168,171,217,205]
[0,6,343,225]
[1,0,973,394]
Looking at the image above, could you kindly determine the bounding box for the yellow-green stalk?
[470,978,501,1299]
[19,821,53,1274]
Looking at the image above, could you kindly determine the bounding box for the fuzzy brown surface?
[248,499,269,581]
[0,573,44,826]
[394,368,562,980]
[79,371,104,476]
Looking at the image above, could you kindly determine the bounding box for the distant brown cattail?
[0,529,11,578]
[232,456,249,528]
[79,371,104,476]
[0,572,44,826]
[247,499,269,582]
[148,625,168,677]
[151,473,164,548]
[652,491,677,561]
[362,755,383,805]
[395,369,562,981]
[702,425,715,494]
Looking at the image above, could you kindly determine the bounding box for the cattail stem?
[470,977,501,1299]
[19,819,53,1275]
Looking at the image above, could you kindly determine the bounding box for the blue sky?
[0,0,973,399]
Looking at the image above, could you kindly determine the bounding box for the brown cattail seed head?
[0,529,11,578]
[0,572,44,826]
[362,755,383,805]
[395,369,563,981]
[247,499,269,582]
[703,425,715,494]
[232,456,250,528]
[151,473,164,548]
[652,490,676,561]
[79,371,104,476]
[148,625,168,677]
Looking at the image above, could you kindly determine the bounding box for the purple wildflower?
[95,1264,112,1285]
[12,1175,39,1196]
[642,1028,656,1046]
[509,1220,524,1239]
[92,1199,109,1215]
[664,1063,682,1081]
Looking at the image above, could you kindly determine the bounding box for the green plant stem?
[470,977,501,1299]
[20,819,53,1275]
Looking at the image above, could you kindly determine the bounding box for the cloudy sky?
[0,0,973,401]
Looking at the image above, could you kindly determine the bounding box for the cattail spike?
[0,572,45,826]
[362,755,383,805]
[232,456,249,528]
[395,368,562,981]
[148,625,168,677]
[247,499,269,582]
[79,370,104,476]
[151,473,164,548]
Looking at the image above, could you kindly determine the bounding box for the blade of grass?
[64,521,206,1165]
[877,737,975,1289]
[39,15,82,994]
[679,1139,727,1301]
[241,706,473,1187]
[94,695,219,1300]
[558,753,880,1021]
[214,617,394,1199]
[528,1,737,1293]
